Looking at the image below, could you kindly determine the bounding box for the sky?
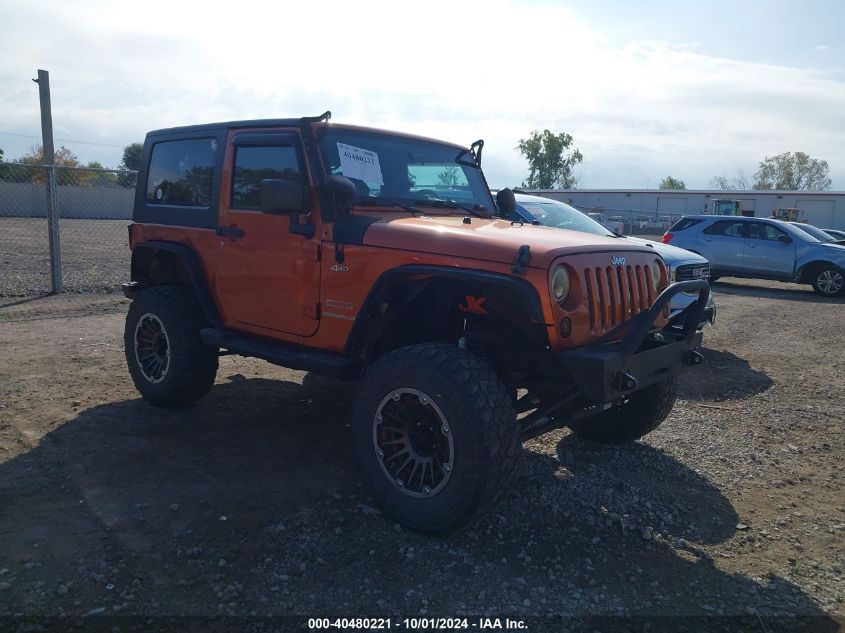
[1,0,843,190]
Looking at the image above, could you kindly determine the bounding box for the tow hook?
[615,371,638,392]
[687,349,704,365]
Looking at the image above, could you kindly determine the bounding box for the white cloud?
[1,0,842,188]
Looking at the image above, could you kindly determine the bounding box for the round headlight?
[651,260,663,288]
[551,266,571,303]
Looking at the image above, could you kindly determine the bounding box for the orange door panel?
[213,128,321,337]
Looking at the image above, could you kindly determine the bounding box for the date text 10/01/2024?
[308,618,528,630]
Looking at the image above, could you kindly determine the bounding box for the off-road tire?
[124,286,218,407]
[352,344,522,533]
[570,376,678,444]
[810,265,845,297]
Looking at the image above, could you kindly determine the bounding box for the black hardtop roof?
[144,116,469,150]
[146,118,305,137]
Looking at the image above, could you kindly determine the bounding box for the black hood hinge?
[512,244,531,274]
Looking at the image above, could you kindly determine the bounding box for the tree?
[517,130,583,189]
[710,169,749,190]
[436,166,461,187]
[13,144,86,184]
[85,160,118,187]
[659,176,686,190]
[117,142,143,187]
[119,142,143,171]
[753,151,831,190]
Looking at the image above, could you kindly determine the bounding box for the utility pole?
[33,68,62,293]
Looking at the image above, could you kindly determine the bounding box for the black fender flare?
[343,264,548,357]
[130,241,222,328]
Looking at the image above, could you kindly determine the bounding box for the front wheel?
[124,286,219,407]
[811,266,845,297]
[570,376,678,444]
[352,344,522,533]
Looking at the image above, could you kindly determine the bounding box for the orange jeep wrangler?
[123,112,709,532]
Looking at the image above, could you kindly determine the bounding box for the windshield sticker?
[337,142,384,185]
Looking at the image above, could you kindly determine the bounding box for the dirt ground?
[0,278,842,631]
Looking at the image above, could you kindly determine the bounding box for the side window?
[146,138,216,207]
[747,222,786,241]
[232,145,302,209]
[703,221,744,237]
[669,217,704,232]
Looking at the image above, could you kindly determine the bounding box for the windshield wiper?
[354,196,422,214]
[412,198,491,219]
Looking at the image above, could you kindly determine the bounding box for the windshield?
[518,200,614,236]
[791,223,833,243]
[318,129,494,211]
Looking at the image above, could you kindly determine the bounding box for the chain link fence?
[0,165,678,306]
[0,163,136,303]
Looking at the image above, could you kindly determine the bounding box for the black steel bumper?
[558,280,710,403]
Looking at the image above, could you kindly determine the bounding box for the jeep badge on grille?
[611,256,626,266]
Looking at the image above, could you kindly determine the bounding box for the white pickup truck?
[587,212,625,234]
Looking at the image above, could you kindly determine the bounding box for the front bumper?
[558,280,710,404]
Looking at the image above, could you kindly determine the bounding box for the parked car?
[634,216,650,231]
[788,222,845,246]
[663,216,845,297]
[512,194,716,327]
[823,228,845,241]
[608,215,629,234]
[587,212,625,234]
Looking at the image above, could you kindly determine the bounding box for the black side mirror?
[260,179,305,214]
[325,175,356,204]
[496,188,516,217]
[777,234,793,244]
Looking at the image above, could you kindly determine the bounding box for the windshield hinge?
[512,244,531,275]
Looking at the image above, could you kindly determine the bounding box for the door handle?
[216,226,245,239]
[746,243,756,248]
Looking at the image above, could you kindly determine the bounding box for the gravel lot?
[0,218,129,300]
[0,279,842,631]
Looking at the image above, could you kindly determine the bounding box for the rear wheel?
[570,377,678,444]
[352,344,522,533]
[124,286,218,407]
[811,266,844,297]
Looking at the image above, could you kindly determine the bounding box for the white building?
[523,189,845,230]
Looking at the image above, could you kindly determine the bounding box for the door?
[699,220,746,274]
[742,222,795,279]
[213,129,321,337]
[797,199,835,227]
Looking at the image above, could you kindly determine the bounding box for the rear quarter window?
[146,138,217,207]
[668,218,704,232]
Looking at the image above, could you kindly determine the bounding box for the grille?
[674,263,710,282]
[584,264,657,334]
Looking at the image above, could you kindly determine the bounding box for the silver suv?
[664,215,845,297]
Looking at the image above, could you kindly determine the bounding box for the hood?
[623,236,708,266]
[362,215,654,268]
[818,241,845,257]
